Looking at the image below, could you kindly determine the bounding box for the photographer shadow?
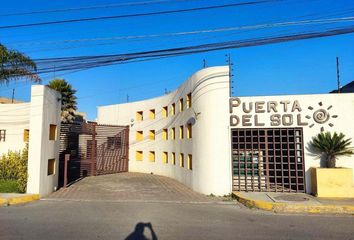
[125,222,158,240]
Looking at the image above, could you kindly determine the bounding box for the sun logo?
[306,102,338,132]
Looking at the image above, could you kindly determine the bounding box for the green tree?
[48,78,77,123]
[0,43,40,85]
[310,132,354,168]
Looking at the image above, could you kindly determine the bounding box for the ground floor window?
[231,128,305,193]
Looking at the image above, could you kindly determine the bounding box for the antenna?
[126,94,129,103]
[11,89,15,103]
[203,59,207,68]
[336,57,341,93]
[226,54,234,97]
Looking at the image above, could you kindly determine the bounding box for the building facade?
[97,66,354,195]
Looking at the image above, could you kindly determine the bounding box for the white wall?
[98,66,231,195]
[229,93,354,193]
[0,103,30,155]
[27,85,61,197]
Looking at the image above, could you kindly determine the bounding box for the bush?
[0,146,28,193]
[0,179,19,193]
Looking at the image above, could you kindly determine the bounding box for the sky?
[0,0,354,120]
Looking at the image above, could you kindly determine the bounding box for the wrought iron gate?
[59,122,129,186]
[231,128,305,193]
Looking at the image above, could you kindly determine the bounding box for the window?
[179,153,184,167]
[179,126,184,139]
[136,131,143,141]
[149,151,155,162]
[49,124,57,140]
[187,154,192,170]
[162,152,168,164]
[171,128,175,140]
[107,136,122,150]
[136,151,143,161]
[162,129,168,140]
[149,109,155,120]
[179,98,184,112]
[0,130,5,142]
[171,103,175,116]
[162,106,168,118]
[186,123,192,139]
[47,159,55,175]
[136,111,143,121]
[171,152,176,165]
[149,130,155,140]
[23,129,29,142]
[187,93,192,108]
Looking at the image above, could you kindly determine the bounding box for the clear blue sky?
[1,0,353,120]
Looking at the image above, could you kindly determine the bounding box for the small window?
[49,124,57,141]
[149,109,155,120]
[47,159,55,175]
[171,128,175,140]
[162,106,168,118]
[23,129,30,142]
[136,151,143,161]
[136,131,143,141]
[162,129,168,140]
[187,154,192,170]
[171,103,175,116]
[136,111,143,121]
[179,98,184,112]
[149,151,155,162]
[171,152,176,165]
[179,126,184,139]
[187,123,192,139]
[149,130,155,140]
[187,93,192,108]
[179,153,184,168]
[0,130,6,142]
[162,152,168,164]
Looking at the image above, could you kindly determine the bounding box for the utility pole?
[226,54,234,97]
[336,57,341,93]
[126,94,129,103]
[11,89,15,103]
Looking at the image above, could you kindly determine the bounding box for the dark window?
[0,130,6,142]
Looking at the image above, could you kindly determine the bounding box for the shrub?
[0,146,28,193]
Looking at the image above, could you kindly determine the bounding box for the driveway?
[47,172,213,203]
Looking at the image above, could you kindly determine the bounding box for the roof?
[330,80,354,93]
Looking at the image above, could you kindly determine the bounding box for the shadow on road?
[125,222,158,240]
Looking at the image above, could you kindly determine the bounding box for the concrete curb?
[0,194,40,207]
[233,192,354,214]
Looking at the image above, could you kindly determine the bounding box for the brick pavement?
[47,172,214,203]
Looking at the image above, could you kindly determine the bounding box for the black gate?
[59,122,129,187]
[231,128,305,193]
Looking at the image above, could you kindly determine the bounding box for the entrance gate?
[59,122,129,187]
[231,128,305,193]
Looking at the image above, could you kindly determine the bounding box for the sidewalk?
[233,191,354,214]
[0,193,39,206]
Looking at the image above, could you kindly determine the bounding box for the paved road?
[0,173,353,239]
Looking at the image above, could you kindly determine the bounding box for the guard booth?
[58,122,129,187]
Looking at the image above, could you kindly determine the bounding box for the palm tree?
[310,132,354,168]
[0,43,40,85]
[48,78,77,123]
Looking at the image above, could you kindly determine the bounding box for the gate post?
[91,123,97,176]
[64,154,70,188]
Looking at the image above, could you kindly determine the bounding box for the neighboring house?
[0,97,24,104]
[330,80,354,93]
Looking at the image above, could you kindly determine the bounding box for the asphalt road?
[0,200,353,240]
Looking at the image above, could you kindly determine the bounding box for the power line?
[0,0,198,17]
[0,0,282,30]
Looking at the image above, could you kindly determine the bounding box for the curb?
[233,192,354,214]
[0,194,40,207]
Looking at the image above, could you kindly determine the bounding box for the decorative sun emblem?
[306,102,338,132]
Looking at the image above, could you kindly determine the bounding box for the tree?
[48,78,77,123]
[310,132,354,168]
[0,43,40,85]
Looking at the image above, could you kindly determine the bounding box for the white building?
[97,66,354,195]
[0,85,61,197]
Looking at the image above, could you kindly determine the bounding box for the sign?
[229,97,337,129]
